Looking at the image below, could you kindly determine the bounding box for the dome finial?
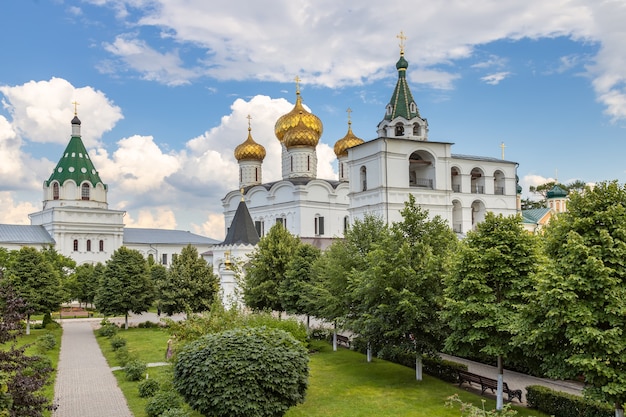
[247,114,252,132]
[397,31,407,56]
[72,100,79,116]
[347,107,352,126]
[294,75,301,96]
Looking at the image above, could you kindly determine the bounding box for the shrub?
[97,324,118,338]
[375,345,467,383]
[174,326,308,417]
[41,313,54,328]
[526,385,613,417]
[138,378,160,398]
[137,321,160,328]
[145,390,182,417]
[115,345,132,366]
[124,359,147,381]
[110,336,127,351]
[161,408,190,417]
[36,332,56,352]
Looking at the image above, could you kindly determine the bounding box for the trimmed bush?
[124,359,147,381]
[145,390,182,417]
[110,336,127,351]
[97,324,118,338]
[114,345,132,366]
[174,326,308,417]
[526,385,613,417]
[138,378,160,398]
[161,408,190,417]
[36,332,56,352]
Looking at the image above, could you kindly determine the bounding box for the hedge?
[526,385,614,417]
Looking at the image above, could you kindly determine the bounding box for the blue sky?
[1,0,626,239]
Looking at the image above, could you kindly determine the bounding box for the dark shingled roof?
[220,200,259,246]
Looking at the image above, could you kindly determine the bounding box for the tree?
[243,224,301,312]
[348,196,457,379]
[443,212,540,409]
[0,281,53,417]
[157,245,219,317]
[6,247,63,334]
[95,247,154,329]
[279,243,320,324]
[173,327,308,417]
[521,180,626,417]
[68,263,100,308]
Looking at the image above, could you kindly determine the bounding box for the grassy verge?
[1,326,63,417]
[95,328,548,417]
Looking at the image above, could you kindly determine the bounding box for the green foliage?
[244,223,301,312]
[124,359,147,381]
[521,181,626,410]
[114,345,132,367]
[68,263,101,307]
[5,246,64,318]
[174,326,308,417]
[445,394,520,416]
[376,345,467,383]
[35,333,56,352]
[444,212,540,360]
[137,378,159,398]
[110,336,127,351]
[144,390,182,417]
[160,408,190,417]
[157,245,219,316]
[97,323,118,338]
[95,247,154,327]
[526,385,613,417]
[280,243,320,315]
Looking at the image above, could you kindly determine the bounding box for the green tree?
[443,212,540,409]
[349,196,457,379]
[157,245,219,317]
[6,247,63,334]
[521,180,626,416]
[69,263,100,308]
[95,247,154,329]
[174,327,308,417]
[279,243,320,324]
[0,281,53,417]
[243,224,301,313]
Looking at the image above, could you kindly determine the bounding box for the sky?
[1,0,626,240]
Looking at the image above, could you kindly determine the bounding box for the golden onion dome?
[234,127,266,161]
[334,122,364,158]
[283,118,320,149]
[274,91,323,144]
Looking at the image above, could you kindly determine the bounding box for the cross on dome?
[397,31,407,55]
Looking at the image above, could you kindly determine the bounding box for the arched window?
[410,102,417,113]
[290,156,293,172]
[52,182,60,200]
[395,123,404,136]
[81,183,90,200]
[255,167,258,182]
[340,162,344,178]
[386,104,393,116]
[86,240,91,252]
[73,240,78,251]
[343,216,349,233]
[307,155,310,171]
[99,240,104,252]
[360,166,367,191]
[413,123,420,136]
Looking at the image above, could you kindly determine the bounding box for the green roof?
[45,118,105,188]
[522,208,551,224]
[384,53,420,121]
[547,185,568,199]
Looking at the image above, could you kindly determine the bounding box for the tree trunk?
[306,315,310,333]
[415,354,423,381]
[367,342,372,363]
[26,313,31,335]
[332,322,337,351]
[496,355,504,410]
[125,312,129,330]
[615,402,624,417]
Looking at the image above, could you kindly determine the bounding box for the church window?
[395,124,404,136]
[343,216,349,233]
[314,216,325,236]
[86,240,91,252]
[410,102,417,113]
[255,220,264,237]
[53,182,60,200]
[73,239,78,252]
[360,166,367,191]
[291,156,293,172]
[162,254,168,265]
[255,167,258,182]
[340,163,344,179]
[276,217,286,228]
[413,123,420,136]
[99,240,104,252]
[386,104,393,116]
[239,168,242,183]
[307,155,310,171]
[81,183,90,200]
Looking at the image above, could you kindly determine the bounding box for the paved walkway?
[52,319,133,417]
[440,353,584,403]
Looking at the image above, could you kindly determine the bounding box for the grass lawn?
[1,326,63,417]
[96,328,549,417]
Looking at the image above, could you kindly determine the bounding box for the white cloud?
[0,192,38,225]
[481,72,511,85]
[124,208,178,229]
[0,78,123,147]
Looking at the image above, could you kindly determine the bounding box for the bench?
[457,370,522,402]
[336,334,350,348]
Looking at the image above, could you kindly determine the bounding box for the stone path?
[440,353,584,403]
[52,319,133,417]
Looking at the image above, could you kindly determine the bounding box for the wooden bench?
[458,370,522,402]
[336,334,350,348]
